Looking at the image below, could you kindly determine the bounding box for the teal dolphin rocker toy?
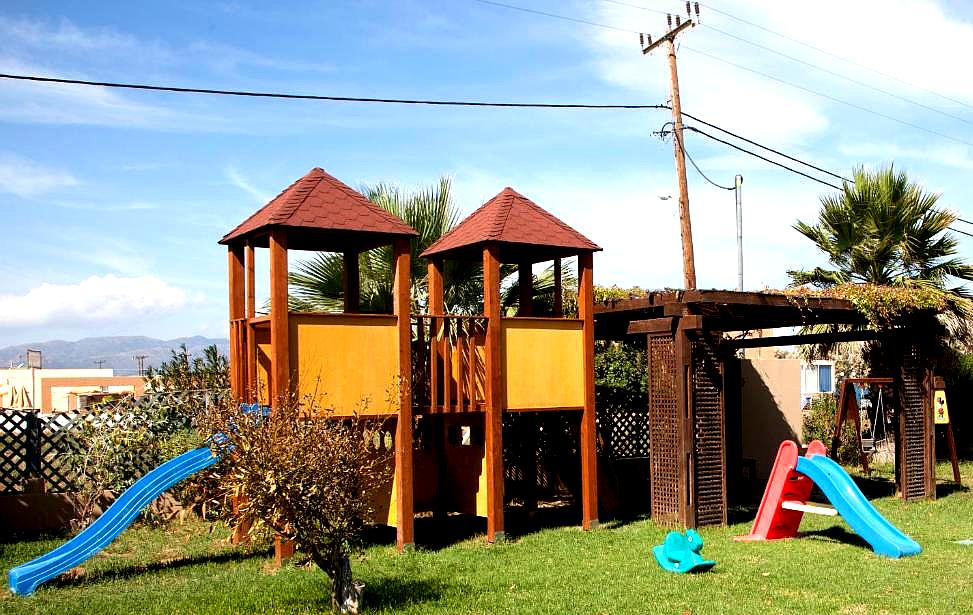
[652,529,716,573]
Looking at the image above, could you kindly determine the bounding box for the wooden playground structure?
[221,167,956,558]
[220,169,600,550]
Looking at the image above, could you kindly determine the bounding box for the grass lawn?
[2,462,972,615]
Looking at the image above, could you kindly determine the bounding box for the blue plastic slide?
[8,446,218,595]
[795,454,922,558]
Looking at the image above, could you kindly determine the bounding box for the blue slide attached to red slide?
[8,447,219,595]
[795,453,922,558]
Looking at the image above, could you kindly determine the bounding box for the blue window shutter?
[818,364,832,393]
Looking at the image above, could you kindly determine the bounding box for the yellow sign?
[934,389,950,425]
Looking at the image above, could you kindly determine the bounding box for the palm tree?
[788,165,973,348]
[789,166,973,301]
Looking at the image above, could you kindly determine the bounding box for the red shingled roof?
[219,167,417,249]
[421,187,600,262]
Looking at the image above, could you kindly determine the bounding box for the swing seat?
[861,438,875,453]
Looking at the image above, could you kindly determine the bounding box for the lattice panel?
[0,411,31,492]
[691,335,726,526]
[648,334,681,525]
[900,348,932,500]
[596,406,649,460]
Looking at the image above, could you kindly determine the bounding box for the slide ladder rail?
[8,446,218,595]
[795,454,921,558]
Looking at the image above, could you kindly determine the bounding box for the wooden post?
[428,258,444,315]
[344,250,360,313]
[482,244,505,542]
[245,242,257,402]
[269,230,290,406]
[667,37,697,290]
[578,252,598,529]
[228,244,245,399]
[518,262,532,316]
[553,258,563,317]
[393,239,414,550]
[268,230,293,563]
[674,320,693,527]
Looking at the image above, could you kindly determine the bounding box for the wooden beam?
[228,245,245,399]
[393,238,414,550]
[578,252,598,529]
[627,318,676,335]
[343,250,360,313]
[268,230,289,407]
[724,328,886,350]
[482,244,505,542]
[245,242,256,318]
[518,263,532,316]
[553,258,563,317]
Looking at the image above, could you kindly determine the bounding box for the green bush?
[801,395,861,465]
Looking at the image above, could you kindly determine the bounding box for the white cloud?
[0,153,78,197]
[0,275,190,328]
[226,166,273,204]
[838,142,973,170]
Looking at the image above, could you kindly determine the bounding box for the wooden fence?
[0,390,224,494]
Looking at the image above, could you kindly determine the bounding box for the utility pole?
[94,359,106,369]
[134,355,148,376]
[735,174,744,291]
[641,3,700,289]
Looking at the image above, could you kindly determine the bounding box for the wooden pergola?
[219,167,419,551]
[595,289,938,528]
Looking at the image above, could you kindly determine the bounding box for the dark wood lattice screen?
[690,334,726,526]
[0,411,31,492]
[597,406,649,460]
[899,348,934,500]
[648,333,682,525]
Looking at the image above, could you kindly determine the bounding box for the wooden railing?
[229,318,249,396]
[412,315,487,413]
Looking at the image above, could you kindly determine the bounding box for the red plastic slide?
[735,440,827,541]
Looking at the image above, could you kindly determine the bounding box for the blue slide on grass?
[795,454,922,558]
[8,446,218,595]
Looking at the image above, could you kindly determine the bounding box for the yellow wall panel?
[501,318,585,410]
[289,313,400,416]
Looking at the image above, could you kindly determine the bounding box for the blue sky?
[2,0,973,348]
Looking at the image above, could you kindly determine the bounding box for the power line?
[696,2,973,114]
[680,111,851,182]
[663,122,734,190]
[472,0,640,33]
[684,124,844,190]
[0,73,666,109]
[682,45,973,149]
[699,23,973,129]
[956,217,973,227]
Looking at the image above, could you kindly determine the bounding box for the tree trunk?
[311,548,364,615]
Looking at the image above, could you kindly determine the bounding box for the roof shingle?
[421,187,600,261]
[219,167,417,248]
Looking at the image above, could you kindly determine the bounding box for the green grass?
[3,462,973,615]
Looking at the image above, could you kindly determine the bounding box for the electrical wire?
[682,45,973,149]
[695,1,973,114]
[0,73,666,109]
[699,23,973,128]
[683,124,844,190]
[472,0,640,33]
[680,110,851,182]
[663,122,735,190]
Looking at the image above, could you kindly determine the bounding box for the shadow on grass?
[936,480,969,499]
[800,525,870,550]
[364,575,455,611]
[45,545,273,590]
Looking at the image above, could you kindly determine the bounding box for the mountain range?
[0,336,229,374]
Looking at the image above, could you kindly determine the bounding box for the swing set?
[831,377,894,474]
[832,376,962,484]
